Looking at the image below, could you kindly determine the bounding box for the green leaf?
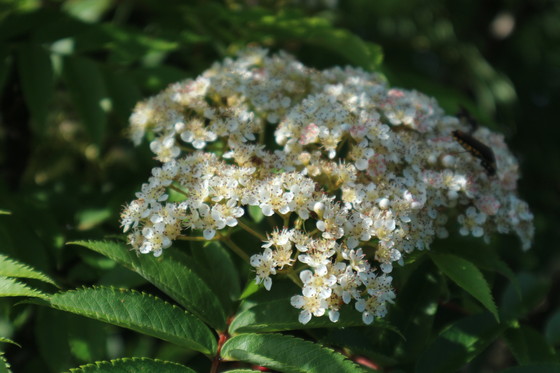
[101,69,142,121]
[16,43,54,134]
[239,280,260,300]
[132,65,188,92]
[67,357,196,373]
[415,313,506,373]
[253,14,383,71]
[47,286,217,356]
[310,327,399,367]
[499,364,560,373]
[500,272,549,321]
[62,56,108,147]
[75,207,113,231]
[100,23,179,65]
[0,337,20,348]
[504,326,557,364]
[545,310,560,347]
[185,241,240,315]
[36,307,73,372]
[221,333,366,373]
[62,0,113,23]
[439,241,519,294]
[70,240,227,330]
[0,254,57,286]
[0,353,11,373]
[248,205,263,223]
[68,315,107,363]
[431,253,499,322]
[0,276,46,298]
[31,10,91,45]
[0,208,53,275]
[388,260,440,359]
[230,298,365,334]
[98,265,146,288]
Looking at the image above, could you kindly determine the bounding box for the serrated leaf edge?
[0,276,48,299]
[0,253,58,287]
[67,357,191,373]
[0,352,12,373]
[48,285,217,355]
[0,337,21,348]
[222,333,366,373]
[68,240,228,330]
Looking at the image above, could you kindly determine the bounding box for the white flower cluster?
[122,48,534,325]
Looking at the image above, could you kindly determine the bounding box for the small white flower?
[458,207,487,237]
[250,248,277,291]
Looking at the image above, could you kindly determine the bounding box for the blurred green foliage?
[0,0,558,372]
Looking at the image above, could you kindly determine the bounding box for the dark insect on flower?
[452,130,496,176]
[456,106,479,133]
[250,155,264,166]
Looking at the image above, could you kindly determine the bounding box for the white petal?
[302,286,316,297]
[249,255,261,266]
[261,205,274,216]
[299,310,312,324]
[264,277,272,291]
[300,270,313,283]
[203,229,216,240]
[355,159,368,171]
[362,312,374,325]
[298,209,309,220]
[328,310,340,322]
[290,295,304,308]
[472,226,484,237]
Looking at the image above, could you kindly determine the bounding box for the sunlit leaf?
[75,208,112,231]
[62,0,113,23]
[0,254,57,286]
[66,357,196,373]
[230,298,365,334]
[46,286,217,356]
[221,333,366,373]
[0,276,46,298]
[248,206,263,223]
[70,240,227,330]
[0,352,11,373]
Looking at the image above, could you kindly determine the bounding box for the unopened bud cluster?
[122,48,534,324]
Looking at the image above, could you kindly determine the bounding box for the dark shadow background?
[0,0,558,371]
